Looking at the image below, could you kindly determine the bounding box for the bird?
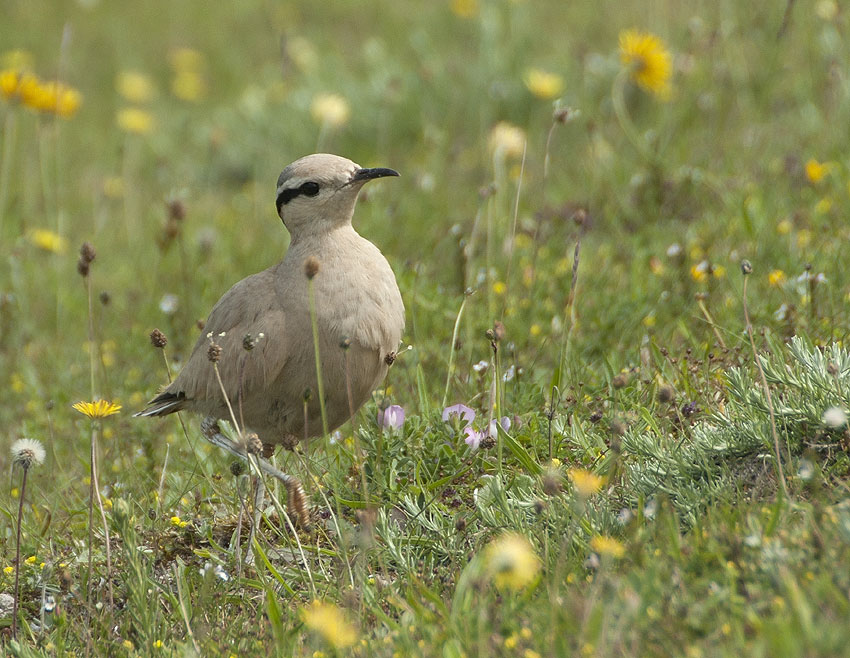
[135,154,405,515]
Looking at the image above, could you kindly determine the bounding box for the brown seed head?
[229,460,246,477]
[480,435,496,450]
[304,256,320,280]
[612,373,629,390]
[242,333,259,351]
[385,351,397,366]
[80,242,96,264]
[150,328,168,349]
[542,472,562,496]
[657,385,675,404]
[167,199,186,221]
[740,260,753,275]
[99,291,111,305]
[207,341,222,363]
[77,258,90,277]
[245,433,263,455]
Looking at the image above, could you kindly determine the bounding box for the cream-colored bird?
[136,154,404,503]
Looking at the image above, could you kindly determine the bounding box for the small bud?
[480,435,496,450]
[207,341,222,363]
[339,336,351,350]
[740,260,753,275]
[242,333,259,351]
[542,473,562,496]
[612,373,629,389]
[80,242,96,264]
[77,258,90,277]
[304,256,320,280]
[150,328,168,349]
[246,433,263,455]
[229,460,246,477]
[573,208,587,226]
[533,499,547,514]
[827,362,839,376]
[454,516,467,533]
[302,388,313,402]
[384,351,396,366]
[99,291,111,305]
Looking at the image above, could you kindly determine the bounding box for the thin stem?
[442,294,470,409]
[742,275,789,498]
[91,423,114,607]
[0,109,17,235]
[12,466,28,640]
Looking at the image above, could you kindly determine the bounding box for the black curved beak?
[351,167,400,183]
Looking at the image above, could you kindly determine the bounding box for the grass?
[1,0,850,655]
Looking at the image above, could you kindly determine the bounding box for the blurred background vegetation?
[1,0,849,655]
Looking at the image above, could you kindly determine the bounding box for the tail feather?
[133,391,186,418]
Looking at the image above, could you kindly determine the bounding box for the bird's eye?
[300,181,320,197]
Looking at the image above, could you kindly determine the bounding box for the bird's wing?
[140,270,290,415]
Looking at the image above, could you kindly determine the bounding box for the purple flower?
[442,403,476,426]
[378,404,405,431]
[464,426,483,449]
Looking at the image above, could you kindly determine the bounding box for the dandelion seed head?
[11,438,45,469]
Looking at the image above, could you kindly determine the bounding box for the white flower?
[11,438,46,469]
[472,360,489,373]
[159,293,179,314]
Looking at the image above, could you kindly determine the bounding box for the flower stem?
[12,466,28,640]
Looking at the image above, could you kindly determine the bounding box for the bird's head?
[275,153,398,234]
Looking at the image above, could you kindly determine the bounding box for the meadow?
[1,0,850,655]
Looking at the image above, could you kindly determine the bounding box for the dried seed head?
[245,433,263,455]
[302,387,313,402]
[612,373,629,389]
[150,328,168,349]
[80,242,96,264]
[827,362,839,376]
[740,260,753,275]
[99,290,111,305]
[242,333,259,351]
[657,385,675,404]
[553,106,577,123]
[11,438,46,469]
[384,351,397,366]
[77,258,90,277]
[167,199,186,221]
[304,256,320,280]
[480,435,496,450]
[542,472,562,496]
[229,460,246,477]
[207,341,222,363]
[454,516,467,533]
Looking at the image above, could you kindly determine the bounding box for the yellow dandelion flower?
[530,324,542,337]
[590,535,626,559]
[4,566,14,575]
[17,73,44,110]
[116,71,155,103]
[310,93,351,128]
[25,555,36,565]
[72,399,122,419]
[768,270,785,287]
[172,70,205,102]
[301,600,357,649]
[523,68,564,100]
[122,640,134,651]
[776,219,792,235]
[152,640,164,649]
[485,532,540,590]
[804,158,829,184]
[525,651,542,658]
[814,197,832,214]
[117,107,155,135]
[504,634,518,649]
[450,0,479,19]
[489,121,526,160]
[689,262,709,283]
[0,69,20,100]
[712,265,726,279]
[619,29,673,99]
[568,468,603,497]
[29,229,67,253]
[492,281,507,295]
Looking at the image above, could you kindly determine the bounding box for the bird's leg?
[200,417,309,528]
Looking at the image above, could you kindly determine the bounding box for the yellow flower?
[25,555,36,565]
[29,228,67,253]
[152,640,163,649]
[0,69,20,100]
[450,0,479,19]
[301,600,357,649]
[568,468,603,497]
[590,535,626,559]
[116,71,155,103]
[17,73,44,109]
[310,93,351,128]
[619,29,673,99]
[776,219,792,235]
[489,121,526,160]
[814,197,832,214]
[768,269,785,287]
[172,71,205,102]
[485,533,540,590]
[523,68,564,100]
[117,107,155,135]
[4,566,14,575]
[805,158,829,184]
[492,281,507,295]
[72,399,122,419]
[529,324,541,337]
[689,261,709,283]
[122,640,134,651]
[504,634,518,649]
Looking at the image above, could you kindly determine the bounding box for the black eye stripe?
[275,181,321,213]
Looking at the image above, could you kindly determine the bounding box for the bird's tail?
[133,391,186,417]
